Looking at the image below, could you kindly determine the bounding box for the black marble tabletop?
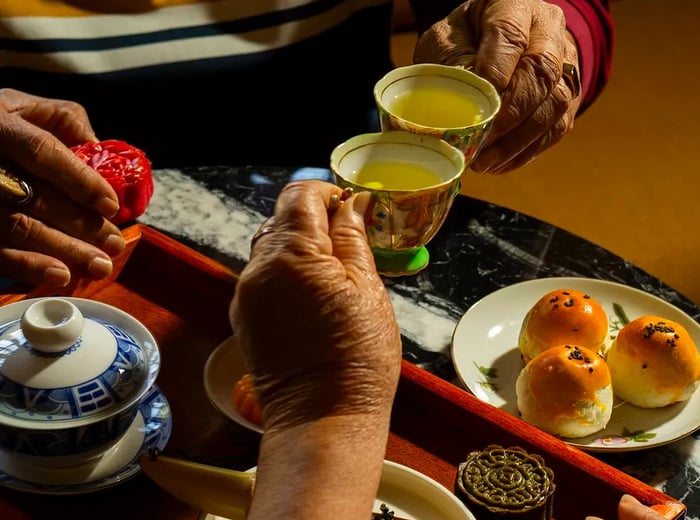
[139,165,700,519]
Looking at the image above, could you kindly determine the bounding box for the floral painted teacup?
[374,63,501,165]
[330,131,465,276]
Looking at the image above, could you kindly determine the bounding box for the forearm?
[248,413,392,519]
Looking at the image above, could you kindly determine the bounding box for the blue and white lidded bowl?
[0,297,161,459]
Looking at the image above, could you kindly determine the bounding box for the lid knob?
[20,298,84,353]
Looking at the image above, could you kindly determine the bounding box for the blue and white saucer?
[0,385,171,495]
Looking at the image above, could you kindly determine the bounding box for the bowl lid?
[0,297,160,426]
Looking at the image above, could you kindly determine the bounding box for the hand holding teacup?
[232,180,402,431]
[413,0,582,174]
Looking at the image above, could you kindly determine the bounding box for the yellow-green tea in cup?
[354,161,442,191]
[374,64,501,165]
[388,81,487,129]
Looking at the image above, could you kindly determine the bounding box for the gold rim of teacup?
[330,131,466,194]
[373,63,502,132]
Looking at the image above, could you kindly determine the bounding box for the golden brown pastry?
[606,315,700,407]
[518,288,609,364]
[516,344,613,438]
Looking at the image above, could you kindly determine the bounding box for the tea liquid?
[390,85,485,128]
[353,161,443,190]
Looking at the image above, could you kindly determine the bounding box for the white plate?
[203,336,263,434]
[0,385,171,494]
[372,460,474,519]
[451,276,700,453]
[199,460,475,520]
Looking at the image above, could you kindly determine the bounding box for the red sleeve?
[546,0,614,113]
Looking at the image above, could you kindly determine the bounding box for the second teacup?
[374,63,501,165]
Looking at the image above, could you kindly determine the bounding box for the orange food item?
[606,315,700,407]
[231,373,263,427]
[516,344,613,438]
[518,288,609,364]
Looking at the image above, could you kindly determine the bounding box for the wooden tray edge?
[399,360,687,520]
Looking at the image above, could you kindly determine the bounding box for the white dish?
[372,460,474,519]
[0,386,171,494]
[203,336,263,434]
[199,460,475,520]
[451,276,700,453]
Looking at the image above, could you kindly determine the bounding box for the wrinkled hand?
[229,180,402,432]
[0,88,124,287]
[586,495,666,520]
[414,0,581,173]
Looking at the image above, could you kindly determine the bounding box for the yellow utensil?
[139,451,254,520]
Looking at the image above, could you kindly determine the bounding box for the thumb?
[328,191,378,275]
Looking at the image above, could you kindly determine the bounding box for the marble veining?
[139,169,263,269]
[139,166,700,519]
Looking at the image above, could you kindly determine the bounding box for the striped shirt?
[0,0,395,167]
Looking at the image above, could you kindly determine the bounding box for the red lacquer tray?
[0,224,686,520]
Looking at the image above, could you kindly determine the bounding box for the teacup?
[374,63,501,164]
[330,131,465,276]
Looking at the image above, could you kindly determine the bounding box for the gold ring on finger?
[0,165,33,206]
[562,62,581,99]
[250,224,275,250]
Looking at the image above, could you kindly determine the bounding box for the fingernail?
[97,197,120,219]
[44,267,71,287]
[88,256,113,278]
[103,233,125,256]
[351,192,373,221]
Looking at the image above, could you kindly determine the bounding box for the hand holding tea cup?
[414,0,582,174]
[230,180,402,431]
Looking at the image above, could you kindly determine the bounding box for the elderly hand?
[0,88,124,288]
[586,495,667,520]
[229,180,402,432]
[414,0,581,173]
